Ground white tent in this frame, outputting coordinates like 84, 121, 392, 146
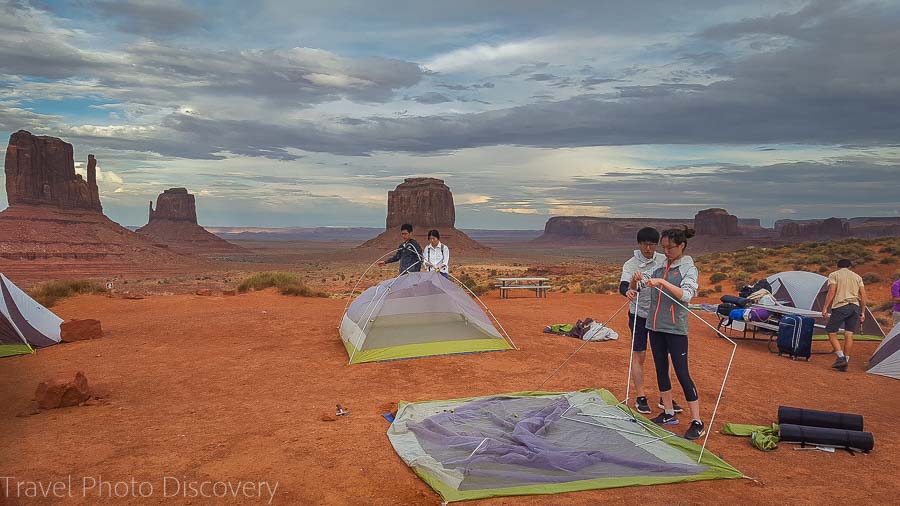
765, 270, 885, 338
867, 322, 900, 380
1, 273, 62, 357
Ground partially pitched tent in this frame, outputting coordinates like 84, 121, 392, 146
0, 273, 62, 357
340, 272, 511, 364
766, 270, 884, 339
867, 322, 900, 380
388, 390, 741, 503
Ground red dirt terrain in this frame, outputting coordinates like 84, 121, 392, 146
2, 290, 897, 505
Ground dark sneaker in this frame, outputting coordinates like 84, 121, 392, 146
685, 420, 705, 440
658, 399, 684, 413
635, 396, 651, 414
650, 412, 679, 426
831, 356, 848, 371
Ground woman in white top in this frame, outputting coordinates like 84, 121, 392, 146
423, 229, 450, 278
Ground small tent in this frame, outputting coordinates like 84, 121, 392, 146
867, 322, 900, 380
1, 273, 62, 357
388, 389, 741, 502
340, 272, 511, 364
766, 270, 884, 339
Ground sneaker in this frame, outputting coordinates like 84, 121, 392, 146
635, 396, 651, 414
658, 399, 684, 413
831, 356, 848, 371
685, 420, 705, 440
650, 412, 679, 426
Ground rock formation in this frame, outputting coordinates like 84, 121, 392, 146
136, 188, 240, 254
537, 217, 693, 243
1, 131, 193, 278
34, 372, 91, 410
778, 217, 851, 240
694, 208, 739, 236
386, 178, 455, 229
4, 130, 102, 212
359, 177, 489, 253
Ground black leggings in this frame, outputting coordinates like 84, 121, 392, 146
649, 330, 698, 402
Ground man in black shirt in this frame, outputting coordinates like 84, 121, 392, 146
378, 223, 423, 274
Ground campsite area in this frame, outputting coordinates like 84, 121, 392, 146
2, 237, 899, 505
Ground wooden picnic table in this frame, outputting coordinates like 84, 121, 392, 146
495, 277, 551, 299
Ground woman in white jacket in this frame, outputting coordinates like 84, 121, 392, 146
423, 229, 450, 278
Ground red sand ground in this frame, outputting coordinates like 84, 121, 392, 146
1, 290, 898, 505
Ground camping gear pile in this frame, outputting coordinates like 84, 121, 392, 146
543, 318, 619, 341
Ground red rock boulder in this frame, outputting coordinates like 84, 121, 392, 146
35, 371, 91, 409
60, 319, 103, 342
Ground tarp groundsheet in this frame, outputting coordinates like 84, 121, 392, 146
388, 389, 741, 502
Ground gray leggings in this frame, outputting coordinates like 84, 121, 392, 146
649, 330, 698, 402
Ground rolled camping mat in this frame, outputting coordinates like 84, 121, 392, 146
720, 295, 750, 308
779, 423, 874, 452
778, 406, 864, 431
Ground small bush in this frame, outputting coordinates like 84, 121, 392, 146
457, 273, 490, 296
30, 280, 105, 307
732, 272, 752, 291
238, 272, 327, 297
880, 257, 896, 265
709, 272, 728, 283
714, 284, 723, 293
862, 273, 881, 284
819, 265, 829, 273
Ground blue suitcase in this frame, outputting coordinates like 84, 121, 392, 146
777, 315, 814, 360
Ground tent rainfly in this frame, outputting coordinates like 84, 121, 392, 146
340, 272, 511, 364
388, 389, 741, 502
766, 270, 885, 339
867, 322, 900, 380
1, 273, 62, 357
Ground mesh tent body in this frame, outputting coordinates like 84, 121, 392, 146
340, 272, 510, 364
0, 274, 62, 357
387, 389, 741, 502
766, 270, 884, 339
868, 322, 900, 379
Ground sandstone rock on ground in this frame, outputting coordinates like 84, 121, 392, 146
60, 319, 103, 342
35, 371, 91, 410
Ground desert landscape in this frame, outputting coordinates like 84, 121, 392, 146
3, 2, 900, 504
2, 131, 899, 505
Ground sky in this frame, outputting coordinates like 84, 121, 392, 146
1, 0, 898, 228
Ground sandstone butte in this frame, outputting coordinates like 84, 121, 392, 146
359, 177, 490, 253
136, 188, 241, 254
0, 131, 193, 279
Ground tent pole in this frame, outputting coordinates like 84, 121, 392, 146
339, 248, 399, 329
446, 272, 518, 350
624, 291, 638, 408
536, 299, 630, 390
650, 286, 738, 464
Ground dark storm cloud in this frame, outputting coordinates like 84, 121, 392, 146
92, 0, 204, 36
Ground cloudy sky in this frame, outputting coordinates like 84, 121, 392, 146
1, 0, 898, 228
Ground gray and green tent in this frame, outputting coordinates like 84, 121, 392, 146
1, 273, 62, 358
340, 272, 511, 364
388, 389, 741, 502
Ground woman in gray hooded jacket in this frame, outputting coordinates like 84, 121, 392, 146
639, 226, 704, 441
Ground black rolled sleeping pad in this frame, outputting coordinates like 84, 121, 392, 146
720, 295, 750, 308
779, 423, 874, 452
778, 406, 864, 431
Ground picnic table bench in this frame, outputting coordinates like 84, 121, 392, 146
495, 277, 551, 299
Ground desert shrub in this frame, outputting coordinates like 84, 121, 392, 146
697, 288, 715, 298
30, 280, 105, 307
819, 265, 829, 273
709, 272, 728, 283
238, 271, 327, 297
880, 257, 896, 264
457, 273, 490, 296
577, 279, 619, 294
732, 272, 752, 291
879, 245, 897, 254
861, 273, 881, 284
714, 284, 723, 293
